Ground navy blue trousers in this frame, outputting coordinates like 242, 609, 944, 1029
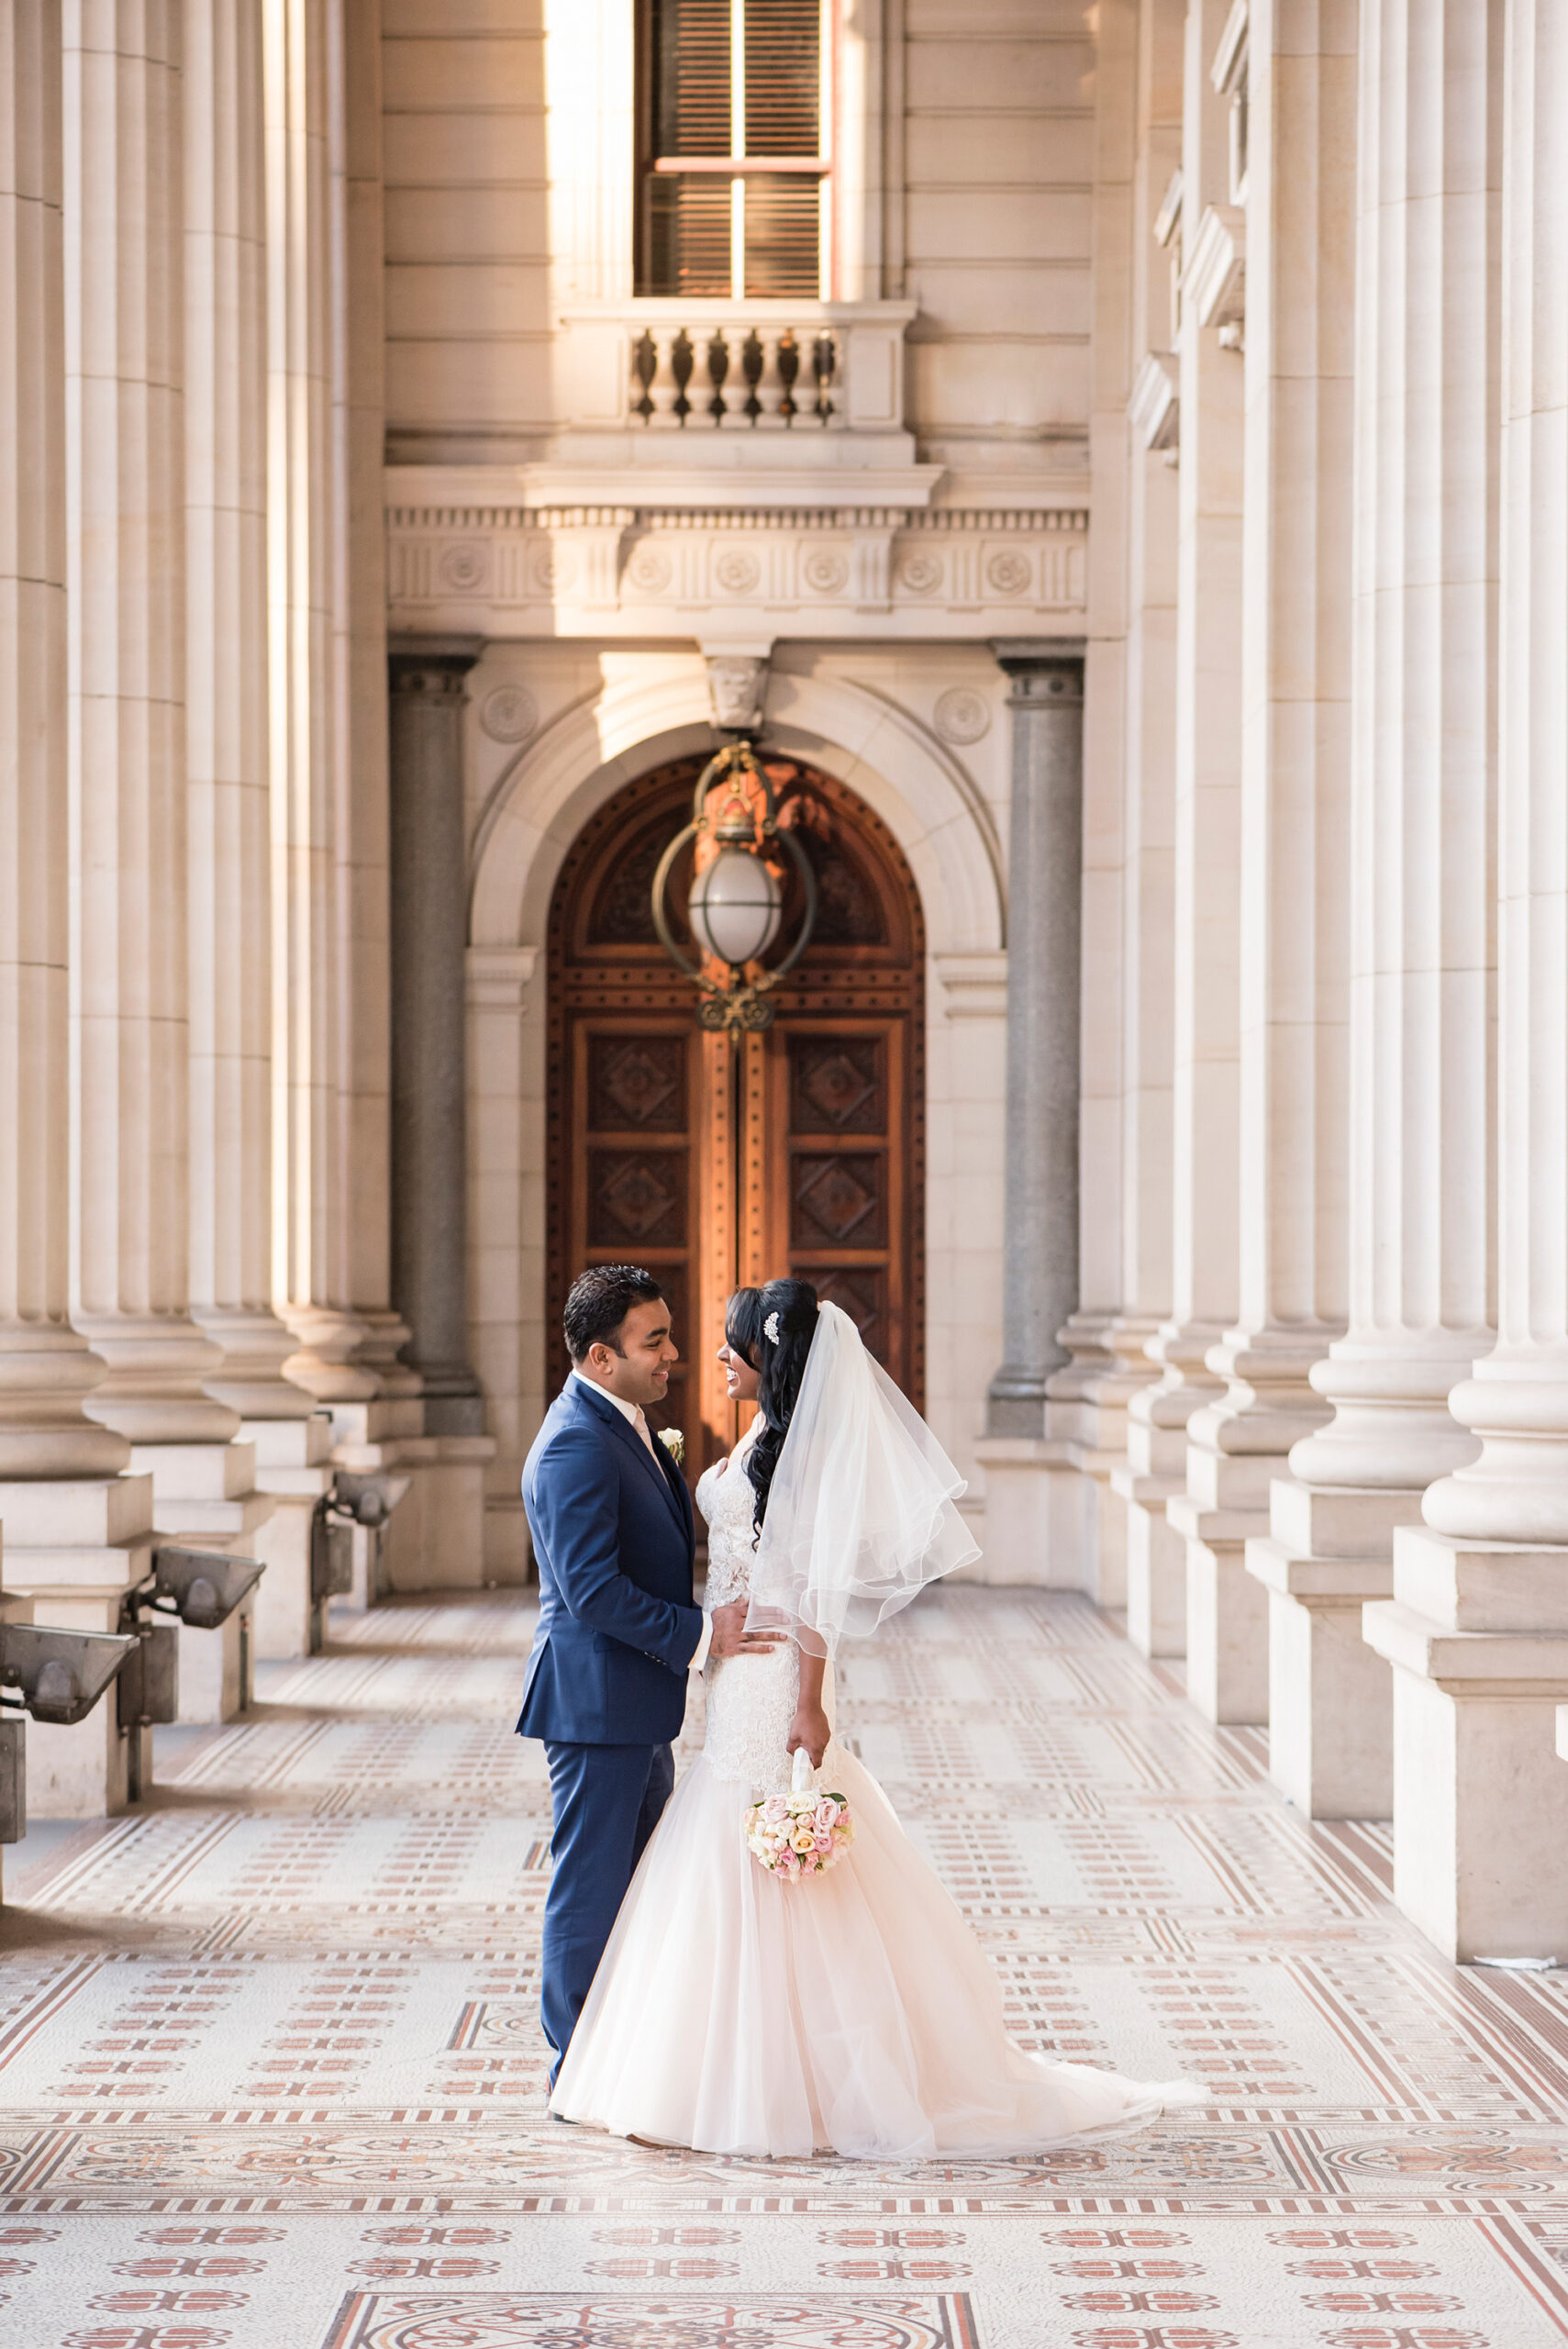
540, 1738, 675, 2083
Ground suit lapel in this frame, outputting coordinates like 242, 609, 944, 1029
573, 1379, 688, 1538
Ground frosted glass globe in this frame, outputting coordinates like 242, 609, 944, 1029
688, 844, 784, 968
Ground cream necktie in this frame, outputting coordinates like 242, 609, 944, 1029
632, 1407, 658, 1459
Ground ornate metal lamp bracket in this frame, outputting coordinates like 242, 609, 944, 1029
650, 744, 818, 1032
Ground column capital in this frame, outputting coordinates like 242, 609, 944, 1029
388, 637, 484, 693
988, 640, 1085, 706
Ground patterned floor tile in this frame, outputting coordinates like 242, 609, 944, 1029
1, 1586, 1567, 2347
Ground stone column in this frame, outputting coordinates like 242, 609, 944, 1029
1364, 0, 1568, 1959
0, 6, 157, 1812
331, 0, 413, 1411
0, 2, 128, 1490
388, 645, 485, 1438
1262, 0, 1501, 1818
1062, 0, 1163, 1615
186, 0, 324, 1661
1112, 0, 1188, 1659
266, 0, 373, 1407
65, 0, 238, 1454
973, 648, 1084, 1583
1141, 0, 1245, 1687
1184, 0, 1358, 1729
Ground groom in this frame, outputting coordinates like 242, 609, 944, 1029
518, 1262, 783, 2082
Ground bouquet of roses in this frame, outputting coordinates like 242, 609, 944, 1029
743, 1744, 854, 1882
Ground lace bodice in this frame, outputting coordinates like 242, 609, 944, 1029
695, 1419, 836, 1792
695, 1419, 767, 1609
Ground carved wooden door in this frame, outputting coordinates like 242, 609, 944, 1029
549, 757, 924, 1488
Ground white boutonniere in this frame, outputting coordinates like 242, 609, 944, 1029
658, 1426, 685, 1469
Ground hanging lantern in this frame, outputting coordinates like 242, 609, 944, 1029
651, 749, 817, 1033
686, 795, 784, 968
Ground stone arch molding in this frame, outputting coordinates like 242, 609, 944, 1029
468, 662, 1007, 956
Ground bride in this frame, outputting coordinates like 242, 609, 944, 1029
550, 1275, 1194, 2160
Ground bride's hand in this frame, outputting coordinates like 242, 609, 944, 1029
786, 1705, 831, 1769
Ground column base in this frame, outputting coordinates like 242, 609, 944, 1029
175, 1609, 253, 1723
0, 1475, 156, 1817
1114, 1469, 1187, 1655
381, 1434, 499, 1591
971, 1437, 1088, 1586
1243, 1480, 1426, 1818
243, 1416, 334, 1660
124, 1444, 276, 1721
1363, 1525, 1568, 1961
1167, 1495, 1269, 1722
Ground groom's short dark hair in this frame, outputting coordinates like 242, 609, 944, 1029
564, 1264, 664, 1364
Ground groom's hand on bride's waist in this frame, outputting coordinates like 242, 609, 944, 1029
707, 1601, 789, 1660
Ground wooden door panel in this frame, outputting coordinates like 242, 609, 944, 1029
549, 756, 925, 1509
763, 1016, 909, 1386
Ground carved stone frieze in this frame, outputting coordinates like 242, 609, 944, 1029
386, 497, 1089, 640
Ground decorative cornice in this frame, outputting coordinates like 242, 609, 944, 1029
385, 495, 1091, 630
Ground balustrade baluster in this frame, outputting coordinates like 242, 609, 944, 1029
672, 328, 695, 425
742, 329, 765, 423
632, 330, 659, 423
812, 333, 837, 424
706, 330, 729, 421
777, 329, 800, 424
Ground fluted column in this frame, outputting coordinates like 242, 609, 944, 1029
1144, 0, 1245, 1686
1117, 0, 1201, 1659
65, 0, 238, 1450
1365, 0, 1568, 1959
266, 0, 372, 1403
0, 2, 127, 1484
1269, 0, 1500, 1818
389, 646, 484, 1435
1182, 0, 1357, 1726
984, 651, 1084, 1431
973, 648, 1085, 1584
185, 0, 306, 1424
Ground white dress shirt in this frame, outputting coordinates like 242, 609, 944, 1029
573, 1370, 711, 1672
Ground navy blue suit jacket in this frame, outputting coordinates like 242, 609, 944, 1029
517, 1375, 701, 1747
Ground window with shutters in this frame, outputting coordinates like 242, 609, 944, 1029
637, 0, 833, 299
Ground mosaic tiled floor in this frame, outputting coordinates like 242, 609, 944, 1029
2, 1586, 1567, 2347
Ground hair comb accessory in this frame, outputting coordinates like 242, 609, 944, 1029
764, 1311, 782, 1345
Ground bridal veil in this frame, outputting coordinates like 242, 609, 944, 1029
744, 1299, 981, 1657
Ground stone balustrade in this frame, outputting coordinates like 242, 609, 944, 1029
556, 301, 917, 449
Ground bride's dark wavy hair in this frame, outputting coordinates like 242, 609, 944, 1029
725, 1276, 820, 1543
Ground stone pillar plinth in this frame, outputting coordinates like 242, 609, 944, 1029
974, 646, 1084, 1584
1258, 0, 1501, 1816
1364, 1533, 1568, 1958
1364, 0, 1568, 1960
1247, 1481, 1424, 1815
247, 1412, 333, 1659
1117, 1365, 1194, 1655
0, 1476, 155, 1816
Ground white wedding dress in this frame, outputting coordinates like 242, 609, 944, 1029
550, 1416, 1194, 2159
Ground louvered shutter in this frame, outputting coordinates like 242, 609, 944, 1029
639, 0, 827, 300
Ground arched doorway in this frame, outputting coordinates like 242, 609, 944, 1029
546, 752, 926, 1481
